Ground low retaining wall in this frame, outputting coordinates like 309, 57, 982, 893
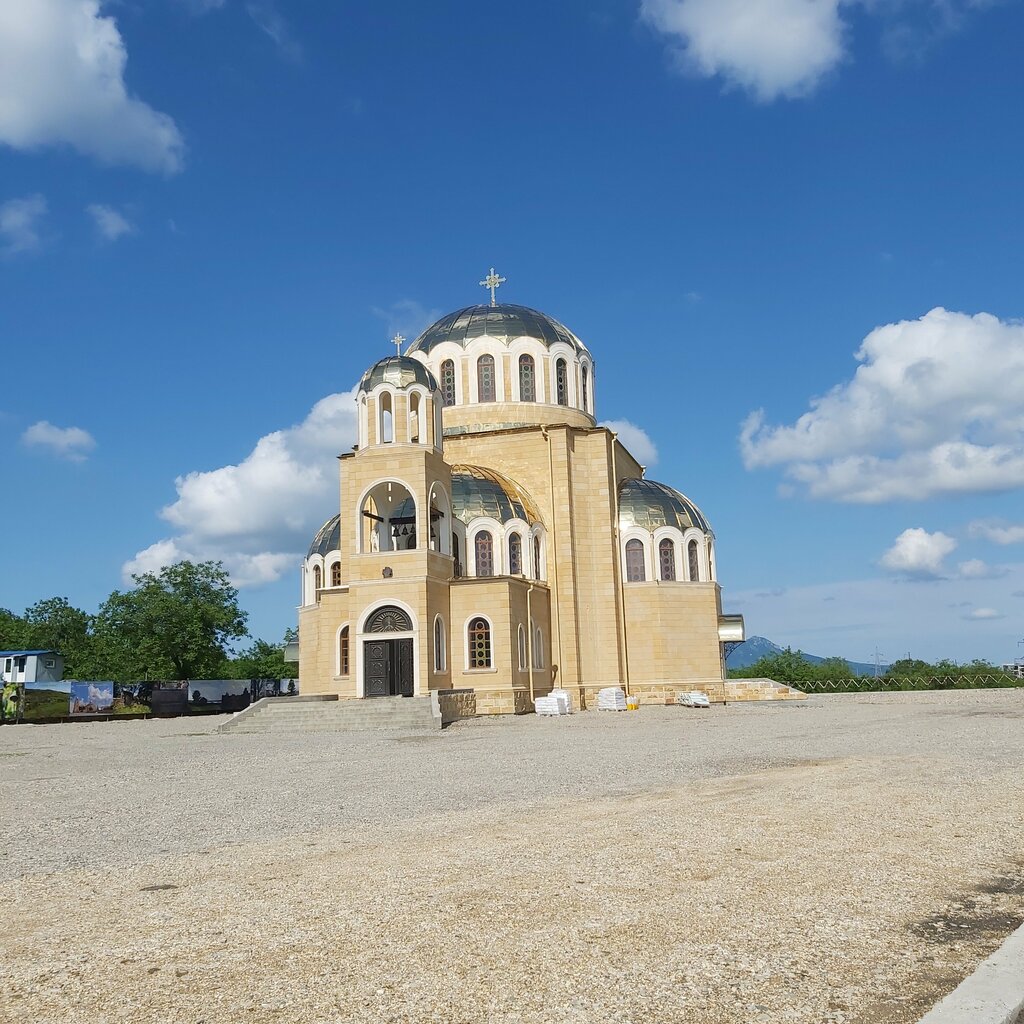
435, 688, 477, 723
725, 677, 806, 701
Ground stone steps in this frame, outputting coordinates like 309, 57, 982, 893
219, 696, 441, 735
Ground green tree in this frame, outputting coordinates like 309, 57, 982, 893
96, 561, 248, 681
226, 632, 296, 681
0, 608, 28, 651
23, 597, 94, 678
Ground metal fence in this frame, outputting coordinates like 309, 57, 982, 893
795, 675, 1023, 693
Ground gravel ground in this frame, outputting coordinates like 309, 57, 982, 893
2, 689, 1023, 1024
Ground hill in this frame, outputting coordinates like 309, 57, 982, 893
726, 636, 884, 677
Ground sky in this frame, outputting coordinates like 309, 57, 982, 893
2, 0, 1023, 667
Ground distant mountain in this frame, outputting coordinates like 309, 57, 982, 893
726, 636, 884, 676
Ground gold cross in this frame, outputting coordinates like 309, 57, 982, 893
392, 334, 405, 356
479, 267, 506, 306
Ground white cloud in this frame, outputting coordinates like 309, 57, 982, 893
969, 519, 1024, 545
0, 0, 184, 173
741, 308, 1024, 502
0, 194, 47, 255
963, 607, 1003, 621
880, 527, 956, 579
125, 389, 359, 588
599, 419, 660, 467
640, 0, 847, 100
957, 558, 1003, 580
22, 420, 97, 462
245, 1, 302, 61
86, 203, 135, 241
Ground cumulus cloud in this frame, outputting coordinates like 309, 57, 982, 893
125, 389, 359, 588
640, 0, 846, 100
957, 558, 1006, 580
599, 419, 660, 467
22, 420, 97, 461
741, 308, 1024, 503
0, 0, 184, 173
640, 0, 998, 101
969, 519, 1024, 545
880, 527, 956, 579
86, 203, 135, 241
0, 194, 47, 255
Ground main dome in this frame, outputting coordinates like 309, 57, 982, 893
407, 303, 587, 355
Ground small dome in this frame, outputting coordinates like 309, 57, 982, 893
358, 356, 439, 394
408, 304, 588, 355
307, 514, 340, 557
618, 478, 712, 534
451, 465, 542, 525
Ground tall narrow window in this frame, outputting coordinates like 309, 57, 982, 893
659, 539, 676, 582
380, 392, 393, 442
688, 539, 700, 582
339, 626, 349, 675
519, 354, 536, 402
468, 617, 491, 669
313, 564, 322, 591
625, 539, 646, 582
518, 625, 527, 670
434, 617, 446, 672
533, 626, 544, 668
441, 359, 456, 407
452, 533, 461, 578
330, 561, 341, 587
409, 392, 420, 443
475, 531, 494, 577
533, 534, 542, 579
581, 365, 589, 412
508, 532, 522, 575
555, 358, 568, 406
477, 354, 495, 402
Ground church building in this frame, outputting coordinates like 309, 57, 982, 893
298, 272, 745, 714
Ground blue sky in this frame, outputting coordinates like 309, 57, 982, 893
2, 0, 1023, 666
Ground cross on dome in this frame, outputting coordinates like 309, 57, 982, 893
479, 267, 506, 306
392, 333, 405, 356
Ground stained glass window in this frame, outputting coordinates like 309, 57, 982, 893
688, 539, 700, 582
441, 359, 456, 407
469, 617, 491, 669
519, 355, 536, 402
477, 354, 495, 402
330, 561, 341, 587
555, 358, 568, 406
581, 364, 589, 412
475, 531, 494, 577
659, 539, 676, 582
339, 626, 349, 675
313, 564, 322, 591
625, 539, 645, 582
508, 532, 522, 575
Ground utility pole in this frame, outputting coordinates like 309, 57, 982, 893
873, 647, 884, 679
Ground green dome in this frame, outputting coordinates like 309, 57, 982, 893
358, 356, 438, 394
618, 478, 711, 534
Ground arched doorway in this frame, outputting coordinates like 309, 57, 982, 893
363, 605, 414, 697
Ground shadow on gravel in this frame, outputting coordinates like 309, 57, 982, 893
910, 864, 1024, 947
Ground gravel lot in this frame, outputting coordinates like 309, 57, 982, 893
2, 689, 1023, 1024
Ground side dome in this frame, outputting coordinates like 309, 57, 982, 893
358, 355, 439, 394
451, 465, 542, 525
618, 478, 712, 535
307, 513, 340, 557
408, 303, 588, 355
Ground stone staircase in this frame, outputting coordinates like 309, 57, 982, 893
219, 695, 441, 735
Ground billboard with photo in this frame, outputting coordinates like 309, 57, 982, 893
69, 682, 115, 716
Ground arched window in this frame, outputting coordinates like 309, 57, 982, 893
625, 539, 646, 582
452, 533, 461, 578
338, 626, 349, 675
581, 364, 589, 412
508, 532, 522, 575
379, 392, 393, 443
533, 626, 543, 668
433, 616, 446, 673
366, 605, 413, 632
517, 624, 527, 670
519, 354, 536, 402
409, 392, 420, 443
533, 534, 542, 579
440, 359, 456, 407
659, 539, 676, 582
555, 358, 568, 406
313, 564, 322, 591
468, 617, 491, 669
688, 539, 700, 582
475, 531, 494, 577
330, 561, 341, 587
477, 354, 495, 402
